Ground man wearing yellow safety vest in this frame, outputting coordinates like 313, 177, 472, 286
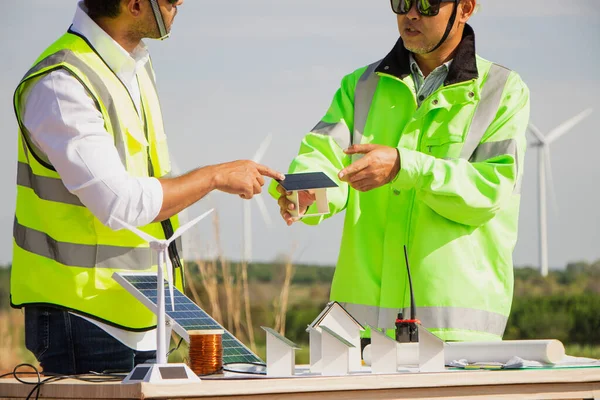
272, 0, 529, 346
12, 0, 283, 374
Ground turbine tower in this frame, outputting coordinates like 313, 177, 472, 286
243, 133, 274, 261
527, 108, 592, 277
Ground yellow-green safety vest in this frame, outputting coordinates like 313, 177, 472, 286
11, 31, 183, 331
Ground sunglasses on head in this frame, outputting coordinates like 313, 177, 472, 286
390, 0, 457, 17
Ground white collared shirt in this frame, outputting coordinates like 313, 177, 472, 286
21, 2, 165, 350
21, 1, 163, 231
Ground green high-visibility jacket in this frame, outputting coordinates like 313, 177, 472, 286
11, 31, 183, 331
269, 26, 529, 341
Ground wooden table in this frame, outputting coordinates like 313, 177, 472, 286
1, 368, 599, 400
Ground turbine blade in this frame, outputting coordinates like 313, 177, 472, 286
528, 123, 546, 145
113, 217, 159, 243
168, 209, 215, 244
243, 201, 252, 261
546, 108, 593, 144
165, 251, 175, 312
252, 133, 273, 164
254, 194, 272, 226
544, 148, 559, 215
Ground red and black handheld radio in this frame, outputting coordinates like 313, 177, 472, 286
395, 245, 420, 343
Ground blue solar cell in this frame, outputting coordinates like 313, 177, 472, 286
122, 274, 262, 365
277, 172, 338, 191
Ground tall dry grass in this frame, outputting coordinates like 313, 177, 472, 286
273, 245, 297, 335
0, 310, 37, 375
188, 213, 299, 352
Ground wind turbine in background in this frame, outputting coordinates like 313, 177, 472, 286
527, 108, 593, 277
240, 133, 275, 351
243, 133, 274, 262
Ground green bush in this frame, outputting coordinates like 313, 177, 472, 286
506, 295, 600, 345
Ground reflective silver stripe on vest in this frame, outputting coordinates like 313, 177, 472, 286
14, 218, 152, 270
340, 302, 507, 336
22, 50, 129, 166
353, 61, 382, 147
311, 121, 351, 150
460, 64, 512, 161
17, 162, 83, 206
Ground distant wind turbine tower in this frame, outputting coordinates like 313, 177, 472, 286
240, 133, 274, 351
244, 133, 274, 262
527, 108, 593, 277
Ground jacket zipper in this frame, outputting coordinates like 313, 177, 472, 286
376, 73, 476, 245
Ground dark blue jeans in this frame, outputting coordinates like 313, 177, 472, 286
24, 306, 155, 375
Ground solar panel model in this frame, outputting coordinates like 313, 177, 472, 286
114, 273, 263, 366
276, 172, 338, 218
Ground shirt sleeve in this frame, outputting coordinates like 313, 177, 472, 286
22, 69, 164, 229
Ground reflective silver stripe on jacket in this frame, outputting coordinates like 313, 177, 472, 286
14, 218, 152, 270
352, 62, 513, 165
17, 162, 83, 206
353, 61, 382, 147
471, 138, 521, 194
340, 302, 507, 336
21, 50, 129, 166
311, 121, 351, 150
460, 64, 512, 161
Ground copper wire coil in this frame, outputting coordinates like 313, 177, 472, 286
188, 330, 224, 376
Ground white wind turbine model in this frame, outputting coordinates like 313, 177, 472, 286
115, 208, 214, 384
528, 108, 592, 277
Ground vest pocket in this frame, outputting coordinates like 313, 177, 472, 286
423, 134, 464, 159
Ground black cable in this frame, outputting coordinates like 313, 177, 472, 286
166, 337, 184, 357
404, 245, 416, 320
7, 363, 125, 400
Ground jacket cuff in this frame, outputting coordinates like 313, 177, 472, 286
391, 147, 421, 191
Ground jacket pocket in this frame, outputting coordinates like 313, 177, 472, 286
422, 133, 464, 160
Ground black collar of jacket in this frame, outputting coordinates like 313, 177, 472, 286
375, 24, 478, 86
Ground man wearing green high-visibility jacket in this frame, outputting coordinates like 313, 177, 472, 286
271, 0, 529, 345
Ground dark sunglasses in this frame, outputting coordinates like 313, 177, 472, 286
390, 0, 457, 17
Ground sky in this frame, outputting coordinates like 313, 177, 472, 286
1, 0, 599, 270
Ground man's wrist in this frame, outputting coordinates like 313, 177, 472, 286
389, 148, 402, 184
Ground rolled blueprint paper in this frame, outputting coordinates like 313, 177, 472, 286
363, 339, 565, 366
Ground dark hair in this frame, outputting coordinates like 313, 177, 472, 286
84, 0, 122, 19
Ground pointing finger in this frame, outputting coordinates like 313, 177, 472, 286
256, 164, 285, 181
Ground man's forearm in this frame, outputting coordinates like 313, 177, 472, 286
154, 165, 217, 222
